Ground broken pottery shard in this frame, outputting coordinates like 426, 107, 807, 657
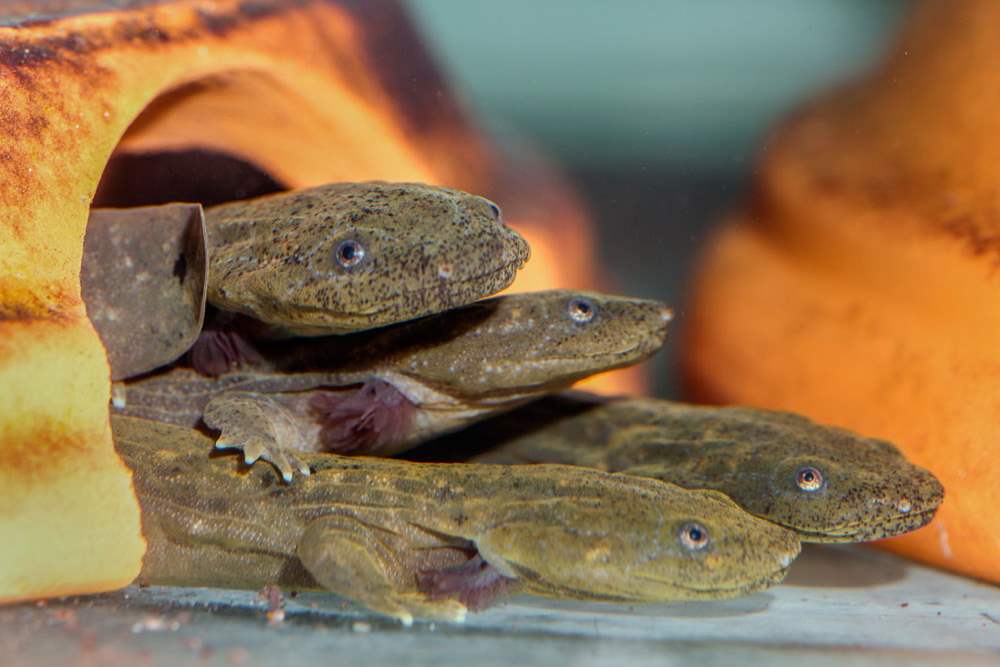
81, 203, 207, 380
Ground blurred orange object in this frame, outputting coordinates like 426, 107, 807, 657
684, 0, 1000, 582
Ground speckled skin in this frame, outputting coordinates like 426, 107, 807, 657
204, 181, 529, 334
115, 291, 671, 473
436, 394, 945, 543
115, 415, 800, 624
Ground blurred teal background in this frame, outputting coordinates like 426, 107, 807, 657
408, 1, 907, 171
407, 1, 910, 394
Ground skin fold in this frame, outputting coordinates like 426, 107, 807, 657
413, 393, 945, 543
113, 291, 672, 480
190, 181, 529, 374
115, 415, 801, 625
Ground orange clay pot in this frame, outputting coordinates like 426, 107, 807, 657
684, 0, 1000, 582
0, 0, 625, 603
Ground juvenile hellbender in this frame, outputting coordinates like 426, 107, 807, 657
115, 415, 801, 624
441, 394, 944, 542
115, 291, 671, 480
192, 181, 529, 373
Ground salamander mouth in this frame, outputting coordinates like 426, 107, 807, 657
785, 506, 940, 543
466, 338, 664, 394
718, 565, 792, 596
508, 550, 795, 604
356, 260, 523, 316
558, 334, 666, 362
401, 262, 521, 300
280, 260, 522, 327
633, 562, 793, 598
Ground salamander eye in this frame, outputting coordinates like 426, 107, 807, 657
678, 522, 710, 551
335, 240, 365, 268
567, 297, 596, 323
795, 466, 825, 492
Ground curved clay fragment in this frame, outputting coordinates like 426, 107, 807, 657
82, 204, 207, 380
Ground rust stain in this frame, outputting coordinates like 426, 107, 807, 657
113, 17, 172, 46
0, 287, 78, 331
0, 40, 60, 68
196, 0, 310, 37
0, 0, 317, 74
0, 422, 101, 487
0, 75, 110, 222
0, 303, 57, 323
0, 2, 169, 26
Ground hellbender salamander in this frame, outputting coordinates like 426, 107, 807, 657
114, 291, 671, 480
192, 181, 529, 373
417, 393, 945, 542
115, 415, 801, 625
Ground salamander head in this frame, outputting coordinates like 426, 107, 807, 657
206, 181, 529, 334
476, 471, 801, 602
610, 404, 945, 542
393, 289, 672, 398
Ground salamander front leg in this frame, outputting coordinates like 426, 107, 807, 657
202, 391, 311, 482
296, 516, 469, 626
